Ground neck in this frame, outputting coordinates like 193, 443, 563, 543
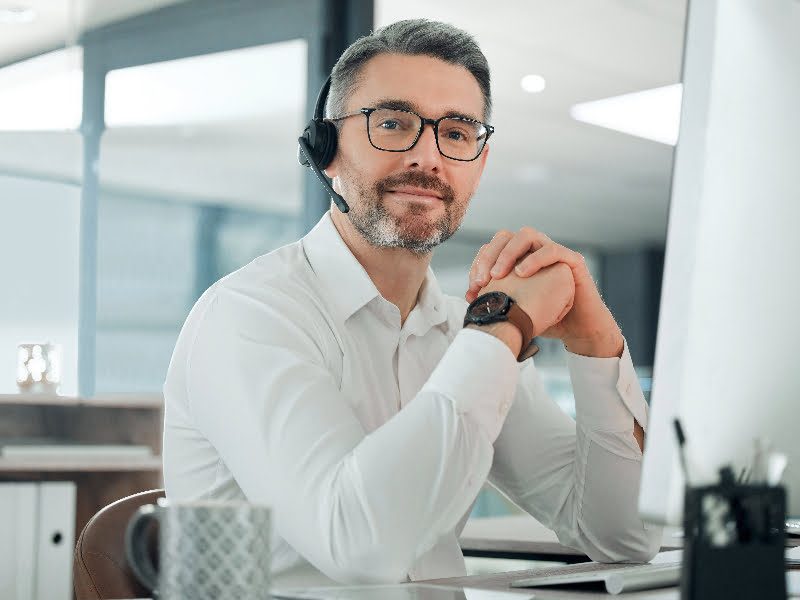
330, 209, 431, 325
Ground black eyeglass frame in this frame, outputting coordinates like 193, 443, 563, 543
328, 107, 495, 162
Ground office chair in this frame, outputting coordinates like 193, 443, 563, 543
73, 488, 164, 600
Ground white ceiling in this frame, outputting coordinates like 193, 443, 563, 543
0, 0, 187, 64
0, 0, 687, 249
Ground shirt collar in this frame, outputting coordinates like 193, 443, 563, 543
303, 211, 380, 322
302, 211, 448, 330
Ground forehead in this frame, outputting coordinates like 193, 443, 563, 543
348, 53, 485, 121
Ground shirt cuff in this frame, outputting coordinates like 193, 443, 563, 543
566, 338, 649, 432
424, 328, 521, 442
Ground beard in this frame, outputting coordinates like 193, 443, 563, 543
337, 161, 467, 255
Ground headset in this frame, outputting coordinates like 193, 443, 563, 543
297, 76, 350, 213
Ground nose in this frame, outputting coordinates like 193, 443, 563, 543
403, 122, 442, 172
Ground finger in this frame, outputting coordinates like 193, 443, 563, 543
556, 294, 575, 323
514, 244, 585, 278
470, 230, 514, 288
468, 244, 486, 279
468, 244, 490, 291
490, 227, 550, 279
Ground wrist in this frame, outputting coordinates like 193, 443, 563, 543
564, 330, 624, 358
466, 321, 523, 358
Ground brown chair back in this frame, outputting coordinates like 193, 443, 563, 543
73, 489, 165, 600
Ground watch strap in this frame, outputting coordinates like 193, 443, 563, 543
505, 301, 537, 361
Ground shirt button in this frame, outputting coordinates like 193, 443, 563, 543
625, 382, 632, 394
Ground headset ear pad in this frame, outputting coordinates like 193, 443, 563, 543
299, 119, 338, 169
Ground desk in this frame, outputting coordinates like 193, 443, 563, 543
123, 514, 800, 599
423, 569, 679, 599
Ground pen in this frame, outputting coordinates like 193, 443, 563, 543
673, 418, 691, 486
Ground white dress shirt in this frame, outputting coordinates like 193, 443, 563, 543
163, 211, 661, 586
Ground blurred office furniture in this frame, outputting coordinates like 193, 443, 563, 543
0, 481, 76, 600
0, 393, 163, 567
73, 488, 164, 600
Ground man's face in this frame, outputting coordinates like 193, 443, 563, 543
325, 53, 490, 255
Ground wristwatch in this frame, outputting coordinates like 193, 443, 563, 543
463, 291, 539, 361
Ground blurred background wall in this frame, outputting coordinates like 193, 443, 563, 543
0, 0, 686, 514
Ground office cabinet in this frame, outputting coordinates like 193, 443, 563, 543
0, 482, 75, 600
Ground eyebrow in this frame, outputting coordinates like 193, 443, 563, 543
371, 97, 482, 122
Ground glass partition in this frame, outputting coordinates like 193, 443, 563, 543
0, 131, 83, 396
95, 40, 306, 393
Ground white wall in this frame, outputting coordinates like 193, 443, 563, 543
0, 173, 81, 395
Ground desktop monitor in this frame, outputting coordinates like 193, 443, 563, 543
639, 0, 800, 525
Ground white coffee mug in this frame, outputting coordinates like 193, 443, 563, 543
126, 498, 271, 600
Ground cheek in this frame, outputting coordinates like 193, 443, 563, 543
450, 167, 482, 200
339, 129, 395, 183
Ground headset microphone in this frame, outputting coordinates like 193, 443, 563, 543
297, 76, 350, 213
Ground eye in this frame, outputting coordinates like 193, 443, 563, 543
441, 125, 474, 143
378, 119, 400, 130
447, 130, 466, 141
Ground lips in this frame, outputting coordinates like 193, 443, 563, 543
387, 187, 443, 199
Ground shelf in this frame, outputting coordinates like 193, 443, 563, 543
0, 393, 163, 409
0, 455, 163, 472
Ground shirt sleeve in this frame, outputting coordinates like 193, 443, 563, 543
183, 285, 520, 583
488, 339, 662, 563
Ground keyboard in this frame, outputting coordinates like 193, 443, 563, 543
510, 560, 681, 595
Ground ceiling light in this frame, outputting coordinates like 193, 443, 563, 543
105, 40, 305, 127
0, 47, 83, 131
570, 84, 683, 146
520, 74, 546, 94
0, 40, 305, 132
0, 6, 36, 24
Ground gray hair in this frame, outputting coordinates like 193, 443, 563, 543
325, 19, 492, 122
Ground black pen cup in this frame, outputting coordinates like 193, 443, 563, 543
681, 482, 786, 600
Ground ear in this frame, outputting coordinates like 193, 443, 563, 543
323, 153, 339, 179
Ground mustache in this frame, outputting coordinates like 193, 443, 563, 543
375, 171, 456, 203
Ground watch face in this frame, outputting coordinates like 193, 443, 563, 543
468, 291, 511, 320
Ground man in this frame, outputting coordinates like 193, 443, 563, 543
163, 19, 660, 587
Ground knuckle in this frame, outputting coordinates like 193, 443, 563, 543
493, 229, 512, 241
557, 262, 572, 276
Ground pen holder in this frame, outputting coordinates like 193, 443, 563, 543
681, 479, 786, 600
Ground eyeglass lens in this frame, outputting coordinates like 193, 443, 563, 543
367, 108, 488, 160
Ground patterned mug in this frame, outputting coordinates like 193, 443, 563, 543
125, 498, 271, 599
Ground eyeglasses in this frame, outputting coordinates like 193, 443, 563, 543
329, 107, 494, 162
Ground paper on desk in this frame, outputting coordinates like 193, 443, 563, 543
650, 549, 683, 564
463, 589, 534, 600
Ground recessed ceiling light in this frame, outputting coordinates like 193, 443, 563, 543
570, 84, 683, 146
0, 6, 37, 24
520, 74, 546, 94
